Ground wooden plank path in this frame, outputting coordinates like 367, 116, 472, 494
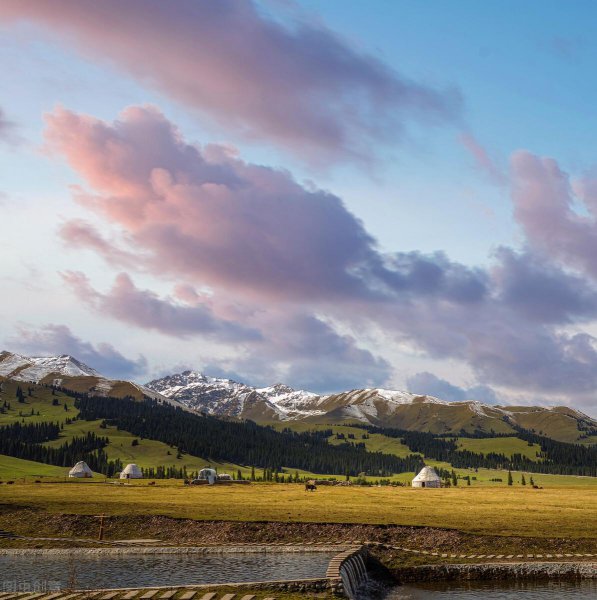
0, 593, 279, 600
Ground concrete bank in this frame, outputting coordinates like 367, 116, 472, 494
392, 561, 597, 582
0, 545, 368, 599
0, 544, 353, 556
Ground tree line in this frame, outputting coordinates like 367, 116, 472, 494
74, 395, 425, 476
360, 425, 596, 476
0, 421, 123, 477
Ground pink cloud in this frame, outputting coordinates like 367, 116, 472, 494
44, 105, 597, 406
0, 0, 459, 164
511, 150, 597, 280
459, 133, 506, 185
61, 271, 260, 342
48, 105, 384, 303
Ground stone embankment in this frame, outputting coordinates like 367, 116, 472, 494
391, 561, 597, 582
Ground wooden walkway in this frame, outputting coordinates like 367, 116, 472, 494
0, 592, 277, 600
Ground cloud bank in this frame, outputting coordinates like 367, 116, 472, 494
407, 371, 500, 404
42, 105, 597, 410
0, 0, 459, 164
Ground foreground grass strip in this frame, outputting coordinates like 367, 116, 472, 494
0, 481, 595, 538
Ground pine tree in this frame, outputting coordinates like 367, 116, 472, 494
508, 470, 513, 485
467, 475, 471, 486
237, 469, 242, 481
521, 474, 526, 486
530, 476, 535, 486
452, 470, 458, 486
250, 466, 256, 481
16, 386, 25, 403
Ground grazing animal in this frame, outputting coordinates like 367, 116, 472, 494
305, 480, 317, 492
148, 481, 156, 486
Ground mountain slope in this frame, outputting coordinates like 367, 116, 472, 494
0, 351, 174, 405
146, 371, 597, 443
1, 351, 594, 443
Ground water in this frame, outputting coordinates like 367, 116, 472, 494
384, 579, 597, 599
0, 551, 336, 590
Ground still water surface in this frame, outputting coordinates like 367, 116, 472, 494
384, 579, 597, 599
0, 552, 336, 590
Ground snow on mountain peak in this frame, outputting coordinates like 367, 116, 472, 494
0, 351, 100, 382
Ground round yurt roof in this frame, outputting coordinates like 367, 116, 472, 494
69, 460, 93, 477
199, 467, 217, 477
413, 466, 440, 482
120, 463, 143, 478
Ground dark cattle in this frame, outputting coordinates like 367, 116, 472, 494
305, 480, 317, 492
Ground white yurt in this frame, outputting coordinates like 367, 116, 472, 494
120, 463, 143, 479
68, 461, 93, 478
197, 467, 217, 485
412, 466, 441, 488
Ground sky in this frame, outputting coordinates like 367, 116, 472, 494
1, 0, 597, 415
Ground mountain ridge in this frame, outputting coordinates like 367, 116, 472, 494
145, 369, 597, 442
1, 351, 595, 443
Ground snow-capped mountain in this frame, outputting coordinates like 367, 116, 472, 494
0, 350, 176, 406
0, 351, 100, 382
2, 351, 594, 441
145, 370, 493, 424
144, 370, 597, 440
145, 371, 323, 420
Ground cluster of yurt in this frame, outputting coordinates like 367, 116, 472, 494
412, 466, 441, 488
120, 463, 143, 479
68, 461, 93, 478
68, 461, 144, 480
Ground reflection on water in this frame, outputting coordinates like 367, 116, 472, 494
385, 579, 597, 599
0, 552, 336, 590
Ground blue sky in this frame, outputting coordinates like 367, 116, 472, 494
1, 1, 597, 414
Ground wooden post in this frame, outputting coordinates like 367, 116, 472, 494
97, 514, 105, 541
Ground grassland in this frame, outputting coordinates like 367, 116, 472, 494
0, 380, 76, 425
0, 480, 595, 538
1, 380, 594, 489
455, 436, 542, 460
271, 422, 549, 462
0, 455, 69, 478
44, 419, 246, 476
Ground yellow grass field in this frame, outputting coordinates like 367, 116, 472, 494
1, 480, 595, 539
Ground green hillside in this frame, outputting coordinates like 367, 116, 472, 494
0, 378, 594, 483
272, 422, 544, 462
45, 418, 245, 476
0, 454, 70, 479
456, 436, 542, 460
